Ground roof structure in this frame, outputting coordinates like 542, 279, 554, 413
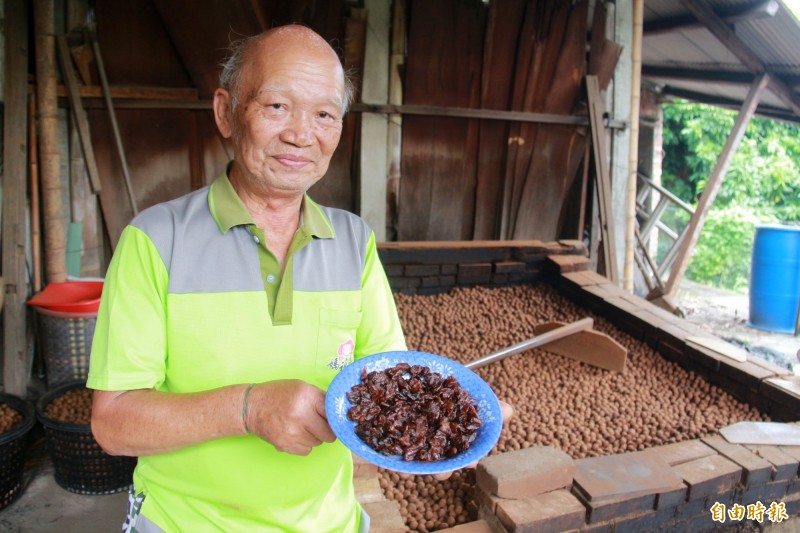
642, 0, 800, 123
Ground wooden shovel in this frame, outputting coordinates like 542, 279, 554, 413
466, 317, 627, 372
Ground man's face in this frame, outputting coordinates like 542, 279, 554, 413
219, 34, 345, 198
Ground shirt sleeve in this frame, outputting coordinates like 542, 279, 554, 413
87, 225, 170, 391
354, 232, 407, 359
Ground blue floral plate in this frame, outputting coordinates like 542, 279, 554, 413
325, 350, 503, 475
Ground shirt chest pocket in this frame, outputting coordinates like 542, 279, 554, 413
316, 308, 362, 379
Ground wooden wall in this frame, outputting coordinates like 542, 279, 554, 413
55, 0, 616, 276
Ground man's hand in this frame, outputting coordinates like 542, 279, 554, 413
245, 380, 336, 455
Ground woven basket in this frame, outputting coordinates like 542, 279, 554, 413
35, 308, 97, 389
0, 393, 36, 511
36, 382, 136, 495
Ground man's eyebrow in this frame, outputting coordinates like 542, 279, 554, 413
255, 85, 344, 110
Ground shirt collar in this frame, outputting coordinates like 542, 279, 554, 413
208, 164, 335, 239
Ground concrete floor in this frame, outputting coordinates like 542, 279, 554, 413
0, 433, 128, 532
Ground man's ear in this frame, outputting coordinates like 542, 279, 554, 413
213, 88, 234, 139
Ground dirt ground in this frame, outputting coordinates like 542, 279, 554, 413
675, 279, 800, 372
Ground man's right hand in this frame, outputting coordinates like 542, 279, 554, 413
245, 380, 336, 455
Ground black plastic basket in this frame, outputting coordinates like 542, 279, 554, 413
35, 308, 97, 389
36, 382, 136, 495
0, 393, 36, 511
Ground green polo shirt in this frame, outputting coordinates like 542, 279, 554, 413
88, 170, 406, 532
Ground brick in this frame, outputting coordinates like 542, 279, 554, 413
683, 341, 722, 372
575, 490, 655, 524
574, 450, 684, 502
612, 509, 677, 532
476, 446, 575, 499
354, 477, 384, 505
441, 264, 458, 275
434, 520, 495, 533
494, 490, 586, 533
736, 480, 788, 505
672, 454, 742, 500
647, 440, 717, 466
362, 500, 406, 533
352, 453, 378, 478
717, 358, 776, 392
420, 276, 440, 288
745, 444, 799, 481
702, 435, 774, 487
439, 275, 457, 286
477, 502, 510, 533
404, 264, 440, 277
492, 273, 509, 285
561, 271, 598, 287
655, 483, 688, 509
547, 254, 590, 273
779, 445, 800, 470
382, 264, 404, 276
494, 260, 526, 274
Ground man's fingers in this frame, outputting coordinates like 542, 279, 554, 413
499, 400, 514, 424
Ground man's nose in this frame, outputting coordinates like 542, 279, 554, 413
281, 110, 314, 146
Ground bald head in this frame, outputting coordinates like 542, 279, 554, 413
220, 25, 353, 114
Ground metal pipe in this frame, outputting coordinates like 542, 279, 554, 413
465, 317, 594, 370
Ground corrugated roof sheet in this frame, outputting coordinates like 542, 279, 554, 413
642, 0, 800, 122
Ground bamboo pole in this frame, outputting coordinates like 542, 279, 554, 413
624, 0, 644, 291
34, 0, 67, 284
29, 96, 43, 293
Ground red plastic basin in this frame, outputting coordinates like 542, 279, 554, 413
27, 281, 104, 314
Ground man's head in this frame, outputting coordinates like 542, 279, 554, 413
213, 25, 352, 199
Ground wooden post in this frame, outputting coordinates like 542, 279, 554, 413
35, 0, 67, 284
663, 73, 769, 298
624, 0, 644, 291
3, 0, 30, 395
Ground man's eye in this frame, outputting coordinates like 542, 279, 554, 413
271, 103, 283, 110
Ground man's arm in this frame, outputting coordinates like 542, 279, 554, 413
92, 380, 335, 457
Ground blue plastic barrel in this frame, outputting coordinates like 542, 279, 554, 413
748, 224, 800, 334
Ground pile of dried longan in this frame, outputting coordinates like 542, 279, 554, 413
383, 283, 768, 532
43, 388, 93, 425
0, 403, 23, 434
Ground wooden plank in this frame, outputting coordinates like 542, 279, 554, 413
511, 1, 589, 240
664, 73, 768, 297
56, 34, 102, 193
586, 75, 619, 283
472, 0, 527, 240
3, 0, 29, 395
69, 123, 104, 278
645, 1, 779, 36
533, 321, 628, 372
398, 0, 486, 241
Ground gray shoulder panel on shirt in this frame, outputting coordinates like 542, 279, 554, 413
130, 194, 373, 294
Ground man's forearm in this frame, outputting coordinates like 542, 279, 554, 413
91, 385, 248, 456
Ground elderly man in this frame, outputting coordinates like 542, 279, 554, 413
88, 25, 406, 532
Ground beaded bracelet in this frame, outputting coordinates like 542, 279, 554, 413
242, 383, 256, 434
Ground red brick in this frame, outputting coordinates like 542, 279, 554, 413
647, 440, 717, 466
547, 254, 590, 273
434, 520, 495, 533
352, 453, 378, 478
746, 444, 800, 481
736, 479, 788, 505
494, 260, 526, 274
405, 264, 441, 277
476, 446, 575, 499
575, 490, 655, 524
362, 500, 406, 533
574, 450, 684, 502
655, 483, 688, 509
354, 477, 384, 505
703, 435, 774, 487
673, 454, 742, 500
494, 490, 586, 533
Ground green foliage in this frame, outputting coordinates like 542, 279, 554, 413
660, 100, 800, 291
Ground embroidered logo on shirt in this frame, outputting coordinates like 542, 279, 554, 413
327, 339, 355, 371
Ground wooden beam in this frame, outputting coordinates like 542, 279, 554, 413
644, 0, 779, 35
56, 34, 102, 193
660, 85, 800, 124
679, 0, 800, 117
352, 103, 591, 125
4, 0, 30, 395
587, 75, 619, 283
54, 84, 199, 100
664, 73, 769, 297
